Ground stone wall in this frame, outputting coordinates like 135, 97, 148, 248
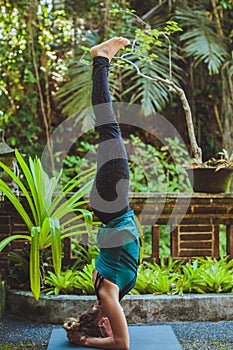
7, 290, 233, 324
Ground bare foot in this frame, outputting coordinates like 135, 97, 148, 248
90, 37, 130, 61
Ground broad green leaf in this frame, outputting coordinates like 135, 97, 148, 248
49, 218, 61, 276
0, 234, 31, 252
30, 227, 40, 300
0, 179, 33, 229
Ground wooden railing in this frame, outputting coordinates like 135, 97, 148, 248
1, 193, 233, 271
129, 193, 233, 261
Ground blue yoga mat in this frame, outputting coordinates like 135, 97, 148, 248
47, 325, 182, 350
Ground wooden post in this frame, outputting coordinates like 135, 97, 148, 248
213, 225, 220, 258
152, 225, 160, 262
170, 226, 178, 258
63, 237, 71, 266
226, 225, 233, 259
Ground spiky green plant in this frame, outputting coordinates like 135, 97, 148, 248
198, 257, 233, 293
44, 260, 95, 296
0, 150, 94, 299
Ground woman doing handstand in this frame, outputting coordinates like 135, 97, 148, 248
63, 37, 140, 350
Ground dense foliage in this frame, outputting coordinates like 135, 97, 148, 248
43, 256, 233, 296
5, 233, 231, 296
0, 0, 232, 162
61, 134, 192, 192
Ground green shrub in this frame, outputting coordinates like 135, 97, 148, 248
43, 256, 233, 296
129, 135, 191, 193
132, 257, 233, 296
70, 242, 99, 270
61, 135, 192, 193
175, 259, 207, 294
197, 257, 233, 293
44, 260, 95, 296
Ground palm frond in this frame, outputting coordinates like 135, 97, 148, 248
56, 32, 99, 127
57, 62, 92, 115
122, 59, 170, 115
175, 8, 228, 75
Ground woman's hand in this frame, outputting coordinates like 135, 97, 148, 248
67, 329, 87, 345
98, 316, 113, 337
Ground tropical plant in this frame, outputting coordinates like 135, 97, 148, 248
74, 260, 96, 295
174, 1, 233, 160
175, 259, 207, 295
175, 6, 228, 75
44, 269, 81, 296
0, 150, 94, 299
129, 135, 191, 192
131, 257, 233, 296
55, 34, 96, 133
41, 256, 233, 296
198, 257, 233, 293
44, 260, 95, 296
131, 259, 181, 295
70, 242, 99, 269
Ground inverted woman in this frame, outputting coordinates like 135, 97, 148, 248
64, 37, 140, 350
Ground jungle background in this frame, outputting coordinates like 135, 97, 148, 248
0, 0, 232, 185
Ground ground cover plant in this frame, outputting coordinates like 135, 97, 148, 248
4, 218, 231, 296
41, 254, 233, 296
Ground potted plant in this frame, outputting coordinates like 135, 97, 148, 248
184, 149, 233, 193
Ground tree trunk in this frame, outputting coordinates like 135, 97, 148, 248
222, 68, 233, 152
210, 0, 233, 154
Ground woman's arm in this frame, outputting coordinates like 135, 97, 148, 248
83, 279, 129, 349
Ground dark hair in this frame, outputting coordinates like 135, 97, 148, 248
78, 305, 103, 338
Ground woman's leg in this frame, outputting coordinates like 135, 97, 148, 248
90, 38, 131, 224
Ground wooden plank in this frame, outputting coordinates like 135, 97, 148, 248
180, 242, 212, 249
0, 226, 11, 235
0, 216, 11, 224
11, 240, 29, 249
193, 206, 227, 214
179, 249, 213, 257
180, 234, 213, 241
179, 225, 213, 232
